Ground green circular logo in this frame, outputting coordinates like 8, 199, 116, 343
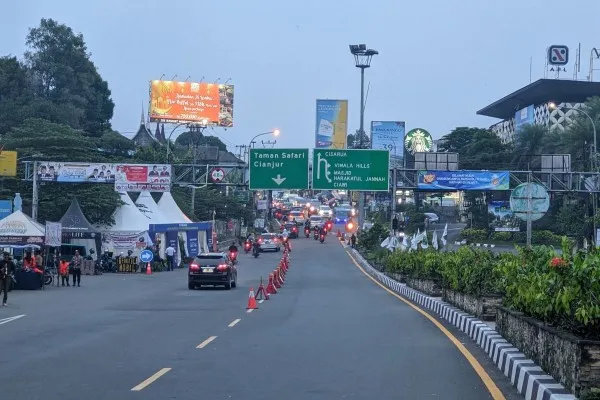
404, 128, 433, 155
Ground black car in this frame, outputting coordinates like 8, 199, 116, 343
188, 252, 237, 290
282, 222, 299, 238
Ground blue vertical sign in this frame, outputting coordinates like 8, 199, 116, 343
0, 200, 13, 219
186, 231, 199, 257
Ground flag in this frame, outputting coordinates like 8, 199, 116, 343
402, 234, 408, 251
432, 230, 439, 250
421, 230, 429, 249
441, 223, 448, 246
410, 233, 418, 250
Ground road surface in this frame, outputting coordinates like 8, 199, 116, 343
0, 234, 523, 399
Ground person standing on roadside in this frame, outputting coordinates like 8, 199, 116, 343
165, 244, 175, 271
71, 250, 82, 287
0, 252, 16, 306
34, 250, 43, 270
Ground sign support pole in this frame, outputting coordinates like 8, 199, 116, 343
526, 171, 532, 247
32, 161, 39, 222
390, 168, 397, 228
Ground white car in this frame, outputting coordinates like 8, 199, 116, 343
258, 233, 281, 252
309, 215, 323, 228
318, 205, 332, 218
289, 211, 305, 224
424, 212, 439, 224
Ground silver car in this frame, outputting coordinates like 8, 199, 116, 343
258, 233, 281, 252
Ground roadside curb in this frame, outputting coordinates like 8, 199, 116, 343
348, 247, 577, 400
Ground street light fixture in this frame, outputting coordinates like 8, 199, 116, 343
349, 43, 378, 232
248, 129, 280, 152
166, 118, 209, 163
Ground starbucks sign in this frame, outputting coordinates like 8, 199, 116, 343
404, 128, 433, 155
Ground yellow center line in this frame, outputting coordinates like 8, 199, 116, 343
343, 246, 506, 400
130, 368, 171, 391
196, 335, 218, 349
228, 318, 241, 327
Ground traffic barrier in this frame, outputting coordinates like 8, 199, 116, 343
255, 278, 270, 300
273, 269, 282, 289
246, 288, 258, 310
278, 266, 285, 284
266, 273, 278, 294
146, 263, 152, 275
279, 259, 287, 274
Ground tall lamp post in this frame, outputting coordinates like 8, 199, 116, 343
247, 129, 281, 220
349, 44, 378, 231
549, 102, 598, 243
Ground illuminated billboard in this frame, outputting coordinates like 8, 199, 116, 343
149, 80, 234, 127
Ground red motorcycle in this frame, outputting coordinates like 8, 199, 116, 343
229, 251, 238, 265
244, 241, 252, 253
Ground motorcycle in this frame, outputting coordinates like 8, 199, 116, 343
252, 244, 260, 258
229, 251, 238, 265
244, 241, 252, 253
313, 230, 319, 240
319, 233, 326, 243
304, 227, 310, 238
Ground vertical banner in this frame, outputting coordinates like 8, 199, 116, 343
371, 121, 405, 163
45, 222, 62, 247
165, 231, 178, 254
315, 99, 348, 149
186, 230, 199, 258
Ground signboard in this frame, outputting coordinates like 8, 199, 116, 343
0, 200, 12, 220
140, 249, 154, 263
37, 162, 171, 189
149, 80, 234, 127
45, 221, 62, 247
210, 168, 225, 183
417, 170, 510, 191
515, 105, 534, 134
315, 100, 348, 149
312, 149, 390, 191
249, 149, 309, 190
0, 151, 17, 177
548, 45, 569, 66
370, 121, 405, 158
510, 183, 550, 221
488, 200, 520, 232
234, 191, 250, 203
405, 128, 433, 155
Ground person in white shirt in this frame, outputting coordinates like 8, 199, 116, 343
281, 229, 289, 239
165, 245, 176, 271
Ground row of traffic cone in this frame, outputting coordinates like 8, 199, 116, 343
246, 249, 291, 310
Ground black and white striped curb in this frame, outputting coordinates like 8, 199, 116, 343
349, 248, 576, 400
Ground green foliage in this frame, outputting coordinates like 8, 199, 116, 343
175, 130, 227, 152
0, 56, 34, 135
357, 222, 388, 251
440, 247, 503, 296
438, 127, 510, 170
460, 228, 488, 242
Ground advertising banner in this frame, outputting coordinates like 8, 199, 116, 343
149, 80, 234, 127
417, 170, 510, 191
186, 233, 199, 258
45, 221, 62, 247
315, 100, 348, 149
0, 151, 17, 177
0, 200, 12, 220
488, 200, 520, 232
370, 121, 405, 158
114, 164, 171, 192
515, 105, 534, 135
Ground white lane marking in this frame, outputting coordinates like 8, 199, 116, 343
246, 308, 254, 314
228, 318, 241, 328
0, 315, 25, 325
196, 335, 218, 349
130, 368, 171, 391
259, 299, 264, 304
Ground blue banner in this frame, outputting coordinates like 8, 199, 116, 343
165, 231, 178, 254
418, 170, 510, 191
0, 200, 12, 220
186, 232, 199, 258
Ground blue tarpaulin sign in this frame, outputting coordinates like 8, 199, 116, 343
0, 200, 12, 220
417, 170, 509, 191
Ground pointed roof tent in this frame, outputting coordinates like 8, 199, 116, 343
132, 103, 158, 147
0, 210, 45, 236
135, 191, 169, 224
157, 192, 192, 223
60, 199, 95, 232
109, 192, 151, 232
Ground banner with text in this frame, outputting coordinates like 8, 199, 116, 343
417, 170, 510, 191
315, 100, 348, 149
370, 121, 405, 160
37, 162, 171, 191
488, 200, 520, 232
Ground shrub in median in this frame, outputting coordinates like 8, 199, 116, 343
441, 247, 503, 297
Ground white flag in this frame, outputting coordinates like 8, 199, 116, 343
441, 223, 448, 246
421, 229, 429, 249
432, 230, 439, 250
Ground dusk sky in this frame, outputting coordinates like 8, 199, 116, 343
6, 0, 600, 151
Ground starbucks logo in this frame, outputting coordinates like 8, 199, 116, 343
405, 128, 433, 155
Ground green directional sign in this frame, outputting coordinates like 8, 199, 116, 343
249, 148, 309, 190
312, 149, 390, 191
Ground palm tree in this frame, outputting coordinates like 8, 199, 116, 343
511, 124, 549, 170
559, 97, 600, 171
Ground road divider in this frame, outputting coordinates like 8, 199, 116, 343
244, 248, 292, 309
130, 367, 171, 391
196, 335, 218, 349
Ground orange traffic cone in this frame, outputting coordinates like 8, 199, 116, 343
278, 267, 285, 284
146, 263, 152, 275
266, 273, 278, 295
273, 269, 281, 289
246, 288, 258, 310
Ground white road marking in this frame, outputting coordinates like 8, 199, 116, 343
196, 335, 218, 349
0, 315, 25, 325
228, 318, 241, 327
131, 368, 171, 391
246, 308, 254, 313
259, 299, 264, 304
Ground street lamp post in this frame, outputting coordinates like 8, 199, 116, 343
549, 102, 598, 244
165, 119, 209, 164
349, 44, 378, 231
247, 130, 280, 220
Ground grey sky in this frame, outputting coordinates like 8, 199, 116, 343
6, 0, 600, 150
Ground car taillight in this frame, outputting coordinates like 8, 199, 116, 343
216, 264, 228, 272
190, 263, 200, 271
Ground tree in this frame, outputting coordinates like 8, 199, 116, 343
346, 130, 370, 149
0, 56, 34, 135
174, 130, 228, 152
98, 131, 136, 158
438, 127, 511, 170
511, 124, 551, 169
24, 18, 114, 136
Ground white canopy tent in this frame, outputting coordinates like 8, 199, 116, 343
0, 210, 45, 248
135, 191, 169, 224
101, 192, 152, 255
157, 192, 192, 223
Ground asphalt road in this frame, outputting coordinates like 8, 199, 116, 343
0, 232, 523, 400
